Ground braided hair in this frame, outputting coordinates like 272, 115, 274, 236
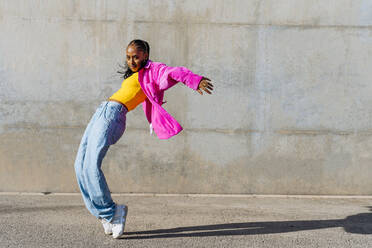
118, 39, 150, 79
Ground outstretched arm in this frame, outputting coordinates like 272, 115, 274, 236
156, 63, 214, 94
156, 64, 202, 91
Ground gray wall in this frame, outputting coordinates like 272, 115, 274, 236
1, 0, 372, 194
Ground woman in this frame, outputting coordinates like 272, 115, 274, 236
74, 39, 213, 239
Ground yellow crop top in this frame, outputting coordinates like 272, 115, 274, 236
109, 72, 147, 111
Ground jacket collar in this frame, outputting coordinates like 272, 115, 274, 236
144, 59, 152, 69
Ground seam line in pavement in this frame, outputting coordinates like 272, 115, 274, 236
1, 192, 372, 199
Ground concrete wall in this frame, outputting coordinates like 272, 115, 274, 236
1, 0, 372, 194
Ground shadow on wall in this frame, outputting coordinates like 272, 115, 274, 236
123, 206, 372, 239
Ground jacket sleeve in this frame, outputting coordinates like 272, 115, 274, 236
156, 63, 203, 91
142, 98, 152, 123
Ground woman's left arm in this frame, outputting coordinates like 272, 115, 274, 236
157, 64, 213, 94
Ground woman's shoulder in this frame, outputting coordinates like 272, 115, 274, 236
147, 60, 166, 69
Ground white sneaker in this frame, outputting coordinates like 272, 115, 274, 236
101, 218, 113, 235
111, 205, 128, 239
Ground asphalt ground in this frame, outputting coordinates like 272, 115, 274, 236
0, 193, 372, 247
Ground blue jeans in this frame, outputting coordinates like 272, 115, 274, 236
74, 101, 127, 222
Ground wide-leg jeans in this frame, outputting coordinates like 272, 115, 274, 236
74, 101, 127, 222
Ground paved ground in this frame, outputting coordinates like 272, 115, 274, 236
0, 193, 372, 247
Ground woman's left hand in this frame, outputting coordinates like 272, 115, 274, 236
197, 77, 214, 95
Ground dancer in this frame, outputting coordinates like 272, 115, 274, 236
74, 39, 213, 239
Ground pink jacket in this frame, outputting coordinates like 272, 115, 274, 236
138, 60, 203, 139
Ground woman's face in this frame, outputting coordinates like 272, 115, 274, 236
126, 45, 148, 72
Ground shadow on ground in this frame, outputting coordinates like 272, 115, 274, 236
123, 206, 372, 239
1, 203, 371, 239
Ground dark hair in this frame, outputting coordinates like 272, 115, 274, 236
117, 39, 150, 79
